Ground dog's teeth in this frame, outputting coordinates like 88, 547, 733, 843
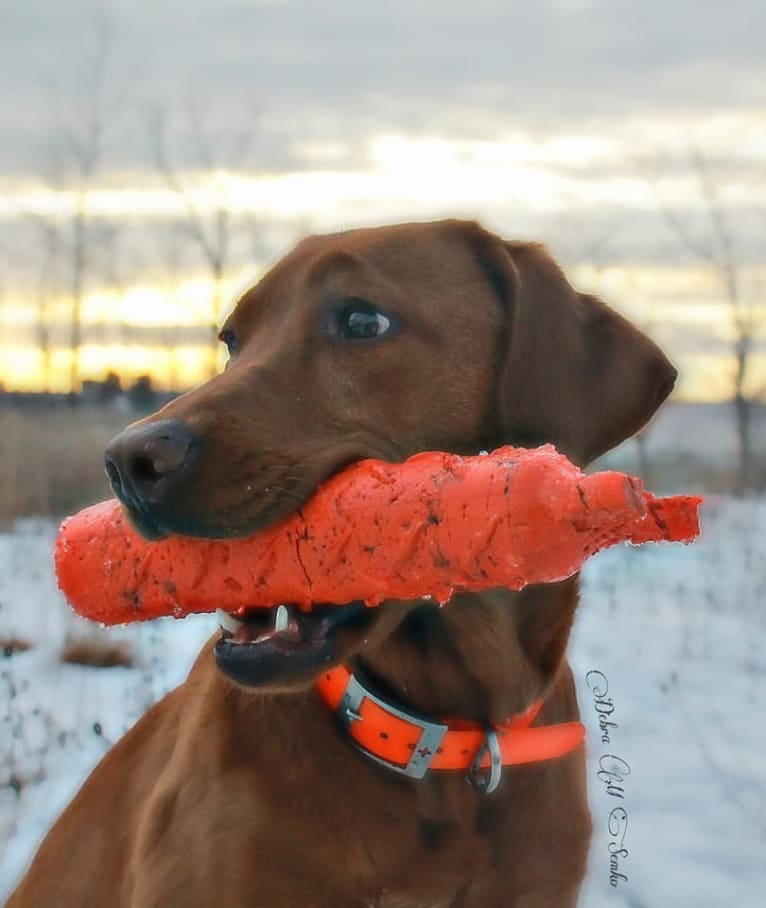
274, 605, 289, 633
217, 609, 244, 633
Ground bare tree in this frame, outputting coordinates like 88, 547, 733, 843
0, 245, 7, 388
146, 104, 258, 378
157, 226, 197, 392
653, 147, 764, 494
33, 222, 61, 394
59, 49, 108, 397
94, 223, 129, 360
37, 27, 119, 399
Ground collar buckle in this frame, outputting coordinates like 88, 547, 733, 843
337, 672, 448, 779
467, 728, 503, 794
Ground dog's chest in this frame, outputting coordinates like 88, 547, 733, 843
354, 866, 469, 908
364, 895, 456, 908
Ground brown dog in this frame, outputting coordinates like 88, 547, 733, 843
7, 220, 675, 908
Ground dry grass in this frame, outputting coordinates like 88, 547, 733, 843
0, 404, 132, 523
61, 635, 134, 668
0, 637, 31, 658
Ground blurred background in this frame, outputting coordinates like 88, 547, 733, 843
0, 1, 764, 905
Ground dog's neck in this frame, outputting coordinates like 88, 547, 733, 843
347, 581, 580, 726
204, 580, 581, 777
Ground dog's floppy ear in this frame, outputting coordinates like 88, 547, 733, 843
473, 228, 676, 465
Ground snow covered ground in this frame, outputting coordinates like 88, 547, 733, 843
1, 496, 765, 906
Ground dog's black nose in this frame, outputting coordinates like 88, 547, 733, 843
105, 419, 198, 506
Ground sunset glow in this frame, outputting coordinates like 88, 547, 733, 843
1, 116, 764, 400
1, 112, 764, 223
1, 262, 764, 399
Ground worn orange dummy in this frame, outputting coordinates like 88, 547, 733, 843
54, 444, 701, 625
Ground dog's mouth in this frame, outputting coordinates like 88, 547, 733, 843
213, 601, 374, 688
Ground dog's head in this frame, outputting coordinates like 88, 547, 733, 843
105, 220, 675, 693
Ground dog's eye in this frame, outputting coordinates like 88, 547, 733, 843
218, 329, 237, 356
337, 302, 392, 340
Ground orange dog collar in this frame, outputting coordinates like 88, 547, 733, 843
316, 665, 585, 793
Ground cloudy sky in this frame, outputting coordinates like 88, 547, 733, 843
3, 0, 765, 169
0, 0, 764, 395
2, 0, 764, 232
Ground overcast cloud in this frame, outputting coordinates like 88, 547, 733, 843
1, 0, 764, 175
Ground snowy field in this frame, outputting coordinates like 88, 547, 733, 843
1, 495, 765, 906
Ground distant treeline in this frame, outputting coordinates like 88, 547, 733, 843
0, 373, 180, 413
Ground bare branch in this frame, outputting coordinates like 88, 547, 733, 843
688, 147, 741, 308
228, 105, 262, 170
145, 102, 260, 376
648, 144, 764, 492
187, 108, 217, 173
646, 152, 715, 261
653, 194, 716, 263
146, 108, 219, 267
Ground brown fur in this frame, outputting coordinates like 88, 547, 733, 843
7, 220, 675, 907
